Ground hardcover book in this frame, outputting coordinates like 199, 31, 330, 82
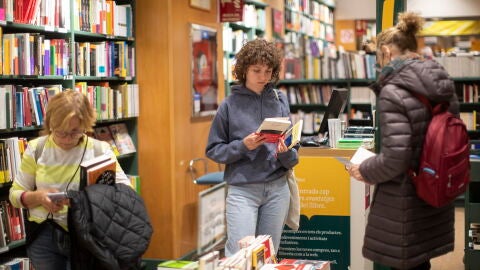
80, 154, 116, 188
279, 259, 331, 270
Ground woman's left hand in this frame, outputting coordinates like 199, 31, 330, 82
277, 138, 288, 153
347, 164, 368, 183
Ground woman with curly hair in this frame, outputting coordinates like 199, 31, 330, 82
347, 12, 457, 270
206, 39, 298, 256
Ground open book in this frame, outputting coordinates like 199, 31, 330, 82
256, 118, 303, 147
80, 154, 116, 189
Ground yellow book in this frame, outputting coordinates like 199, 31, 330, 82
3, 37, 10, 75
251, 244, 265, 270
284, 120, 304, 149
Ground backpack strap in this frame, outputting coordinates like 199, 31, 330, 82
34, 136, 48, 162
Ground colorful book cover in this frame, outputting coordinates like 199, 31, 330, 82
108, 123, 136, 155
94, 126, 119, 156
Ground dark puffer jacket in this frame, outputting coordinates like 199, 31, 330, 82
360, 58, 457, 269
68, 183, 153, 270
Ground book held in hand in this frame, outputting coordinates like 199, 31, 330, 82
80, 154, 116, 188
256, 117, 303, 145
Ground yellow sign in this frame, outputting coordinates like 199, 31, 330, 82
295, 156, 350, 217
382, 0, 395, 30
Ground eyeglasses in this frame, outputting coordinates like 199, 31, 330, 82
53, 130, 85, 139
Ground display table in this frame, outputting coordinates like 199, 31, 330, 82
278, 147, 373, 270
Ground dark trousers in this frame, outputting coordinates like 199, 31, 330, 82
393, 261, 431, 270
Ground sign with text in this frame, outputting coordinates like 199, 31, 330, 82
279, 157, 351, 270
218, 0, 244, 22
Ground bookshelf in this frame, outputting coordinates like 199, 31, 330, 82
223, 0, 268, 96
0, 0, 138, 263
279, 0, 378, 137
465, 159, 480, 269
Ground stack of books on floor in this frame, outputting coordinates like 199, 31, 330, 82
155, 234, 330, 270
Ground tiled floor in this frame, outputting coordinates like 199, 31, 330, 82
430, 207, 465, 270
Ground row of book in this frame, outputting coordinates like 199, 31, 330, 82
0, 200, 26, 249
0, 30, 136, 77
0, 137, 25, 184
283, 35, 376, 80
468, 222, 480, 250
74, 41, 135, 78
285, 0, 334, 25
1, 33, 70, 76
0, 0, 133, 38
75, 0, 134, 37
0, 257, 31, 269
278, 84, 333, 106
74, 82, 140, 121
278, 85, 375, 106
285, 10, 334, 41
0, 83, 139, 130
457, 83, 480, 103
459, 111, 478, 131
234, 4, 266, 30
434, 54, 480, 78
2, 0, 69, 28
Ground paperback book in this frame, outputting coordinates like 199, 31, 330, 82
157, 260, 198, 270
256, 117, 302, 146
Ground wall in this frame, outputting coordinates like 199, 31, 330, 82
335, 0, 376, 20
407, 0, 480, 18
336, 0, 480, 20
136, 0, 222, 259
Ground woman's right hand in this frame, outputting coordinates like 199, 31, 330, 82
37, 189, 68, 213
243, 132, 266, 150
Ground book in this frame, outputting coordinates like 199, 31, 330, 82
108, 123, 136, 155
284, 119, 303, 149
256, 117, 300, 144
80, 154, 116, 187
198, 250, 219, 270
279, 259, 331, 270
261, 264, 316, 270
251, 243, 265, 270
157, 260, 198, 270
94, 126, 120, 156
256, 117, 291, 134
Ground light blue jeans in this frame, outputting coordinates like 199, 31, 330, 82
225, 176, 290, 256
27, 222, 71, 270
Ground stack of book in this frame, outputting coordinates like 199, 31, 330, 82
217, 235, 276, 270
337, 126, 375, 149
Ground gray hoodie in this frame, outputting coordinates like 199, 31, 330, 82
206, 84, 299, 185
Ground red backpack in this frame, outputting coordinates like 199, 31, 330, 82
409, 93, 470, 208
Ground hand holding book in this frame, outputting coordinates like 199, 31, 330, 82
256, 118, 303, 149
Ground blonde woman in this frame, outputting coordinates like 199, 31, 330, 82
9, 90, 130, 270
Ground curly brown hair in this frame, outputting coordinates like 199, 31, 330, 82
233, 39, 283, 85
376, 12, 424, 53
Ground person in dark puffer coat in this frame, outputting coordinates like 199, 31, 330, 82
68, 183, 153, 270
347, 12, 456, 270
